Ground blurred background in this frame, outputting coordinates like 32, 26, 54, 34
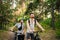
0, 0, 60, 40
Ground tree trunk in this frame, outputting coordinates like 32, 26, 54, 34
51, 1, 55, 30
0, 0, 2, 4
0, 0, 3, 29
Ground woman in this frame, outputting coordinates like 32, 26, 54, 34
11, 19, 25, 40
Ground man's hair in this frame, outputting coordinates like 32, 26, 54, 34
30, 13, 34, 15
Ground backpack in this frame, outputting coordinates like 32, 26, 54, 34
28, 19, 36, 26
18, 22, 22, 30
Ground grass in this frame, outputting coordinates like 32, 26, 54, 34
0, 30, 7, 40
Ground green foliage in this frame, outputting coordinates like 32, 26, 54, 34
55, 14, 60, 38
23, 15, 30, 21
56, 29, 60, 38
0, 0, 14, 30
25, 0, 40, 14
40, 18, 51, 29
55, 21, 60, 29
0, 0, 60, 39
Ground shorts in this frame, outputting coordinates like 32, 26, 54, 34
18, 34, 25, 40
26, 33, 34, 40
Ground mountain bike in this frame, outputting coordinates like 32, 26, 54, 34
26, 31, 42, 40
10, 30, 25, 40
34, 31, 42, 40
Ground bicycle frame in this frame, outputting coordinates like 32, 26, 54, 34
26, 31, 41, 40
34, 31, 41, 40
10, 31, 24, 40
14, 32, 25, 40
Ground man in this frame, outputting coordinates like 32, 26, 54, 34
11, 19, 25, 40
26, 13, 45, 40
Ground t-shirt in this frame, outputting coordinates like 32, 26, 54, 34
27, 19, 36, 33
15, 23, 24, 35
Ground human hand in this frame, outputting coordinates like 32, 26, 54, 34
10, 29, 13, 32
30, 29, 33, 33
42, 29, 45, 32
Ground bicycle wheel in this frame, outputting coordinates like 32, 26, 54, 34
34, 35, 41, 40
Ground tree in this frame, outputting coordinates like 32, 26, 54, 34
47, 0, 56, 30
25, 0, 40, 15
0, 0, 13, 30
56, 0, 60, 11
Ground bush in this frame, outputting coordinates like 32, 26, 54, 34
40, 18, 51, 29
55, 20, 60, 38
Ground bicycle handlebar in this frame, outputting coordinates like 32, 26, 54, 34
33, 30, 42, 33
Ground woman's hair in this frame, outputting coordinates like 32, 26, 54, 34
18, 20, 21, 22
19, 19, 23, 22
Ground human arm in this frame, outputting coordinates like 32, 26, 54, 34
10, 26, 15, 31
22, 23, 25, 33
27, 20, 31, 30
36, 20, 45, 32
10, 23, 17, 31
